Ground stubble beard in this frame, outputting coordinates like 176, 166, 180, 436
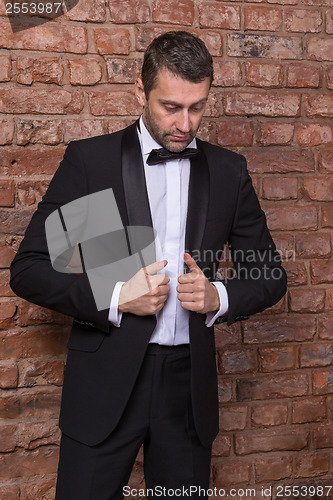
143, 104, 196, 153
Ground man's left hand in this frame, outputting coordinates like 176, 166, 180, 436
177, 253, 220, 314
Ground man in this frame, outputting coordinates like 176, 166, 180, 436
10, 31, 287, 499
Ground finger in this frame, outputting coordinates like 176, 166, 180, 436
178, 273, 196, 284
176, 283, 194, 293
145, 260, 168, 275
184, 253, 200, 272
177, 293, 196, 303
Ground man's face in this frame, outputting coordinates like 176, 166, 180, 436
135, 68, 211, 152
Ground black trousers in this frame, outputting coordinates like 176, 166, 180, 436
55, 344, 212, 500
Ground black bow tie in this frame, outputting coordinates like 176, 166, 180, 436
147, 147, 199, 165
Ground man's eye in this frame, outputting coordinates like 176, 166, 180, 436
165, 106, 178, 112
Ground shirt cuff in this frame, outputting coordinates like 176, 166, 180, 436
108, 281, 125, 327
205, 281, 229, 327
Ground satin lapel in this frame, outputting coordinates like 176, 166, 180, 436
185, 140, 210, 260
121, 121, 153, 230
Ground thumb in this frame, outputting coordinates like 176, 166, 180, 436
184, 252, 200, 272
145, 259, 168, 275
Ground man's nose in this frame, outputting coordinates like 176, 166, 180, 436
176, 111, 191, 133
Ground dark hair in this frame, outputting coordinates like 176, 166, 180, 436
141, 31, 214, 98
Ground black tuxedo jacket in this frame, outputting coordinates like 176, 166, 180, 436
10, 121, 287, 447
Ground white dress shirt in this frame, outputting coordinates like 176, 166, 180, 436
109, 117, 228, 344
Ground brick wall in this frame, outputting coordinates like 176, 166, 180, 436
0, 0, 332, 498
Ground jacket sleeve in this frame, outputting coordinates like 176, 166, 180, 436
10, 141, 110, 333
221, 157, 287, 326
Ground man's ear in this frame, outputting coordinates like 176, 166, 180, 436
134, 78, 146, 107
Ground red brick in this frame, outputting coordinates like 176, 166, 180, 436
106, 57, 142, 83
292, 397, 326, 423
203, 90, 223, 117
212, 434, 232, 457
0, 301, 16, 330
322, 205, 333, 227
0, 447, 59, 479
213, 61, 241, 87
318, 316, 333, 340
108, 117, 135, 134
0, 242, 16, 268
237, 373, 309, 401
216, 122, 254, 147
69, 58, 102, 85
94, 27, 131, 55
327, 65, 333, 89
304, 177, 333, 201
319, 148, 333, 173
246, 62, 283, 88
285, 8, 323, 32
0, 424, 17, 452
244, 6, 282, 31
89, 90, 140, 116
329, 288, 333, 310
219, 348, 256, 374
0, 88, 83, 115
197, 120, 216, 143
289, 288, 325, 313
259, 345, 297, 372
64, 119, 105, 143
64, 0, 105, 21
218, 377, 233, 403
0, 54, 11, 81
227, 33, 302, 59
16, 181, 49, 207
152, 0, 194, 25
214, 322, 242, 349
259, 123, 294, 145
262, 177, 298, 200
243, 316, 316, 343
110, 0, 150, 23
17, 420, 61, 449
294, 453, 329, 478
298, 124, 332, 146
0, 180, 15, 207
313, 369, 333, 394
307, 37, 333, 61
296, 233, 331, 258
22, 360, 65, 387
0, 485, 19, 500
16, 119, 63, 146
301, 343, 333, 367
255, 456, 292, 482
313, 424, 333, 448
251, 402, 288, 427
200, 31, 223, 57
274, 234, 295, 261
18, 302, 66, 327
327, 9, 333, 33
0, 148, 65, 177
22, 476, 57, 500
0, 389, 61, 419
235, 428, 308, 455
199, 3, 241, 29
266, 206, 317, 231
225, 92, 300, 117
219, 405, 248, 431
0, 209, 34, 237
0, 269, 15, 296
0, 119, 14, 145
287, 63, 321, 88
0, 326, 70, 359
245, 148, 315, 174
16, 56, 63, 85
214, 461, 251, 487
284, 262, 308, 286
0, 20, 87, 53
0, 361, 18, 389
310, 260, 333, 284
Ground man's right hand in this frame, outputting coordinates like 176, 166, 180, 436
118, 260, 170, 316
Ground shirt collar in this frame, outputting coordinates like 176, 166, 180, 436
138, 115, 197, 158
